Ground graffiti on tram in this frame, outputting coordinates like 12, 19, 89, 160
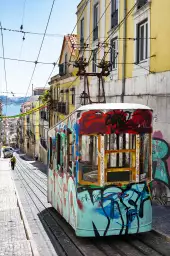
77, 182, 151, 236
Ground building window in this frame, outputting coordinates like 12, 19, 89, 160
80, 18, 84, 48
92, 49, 97, 72
71, 88, 75, 105
64, 53, 68, 74
136, 19, 148, 63
110, 37, 118, 70
93, 3, 99, 41
137, 0, 147, 10
111, 0, 118, 29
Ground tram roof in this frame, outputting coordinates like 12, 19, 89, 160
48, 103, 152, 135
77, 103, 152, 111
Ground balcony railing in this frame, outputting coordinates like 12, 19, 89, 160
40, 137, 47, 150
137, 0, 147, 9
51, 101, 68, 115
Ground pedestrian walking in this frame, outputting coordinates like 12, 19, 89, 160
10, 156, 16, 170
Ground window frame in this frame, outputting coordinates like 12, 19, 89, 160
93, 3, 99, 41
136, 19, 148, 63
71, 88, 75, 105
110, 37, 118, 70
79, 134, 99, 185
92, 49, 97, 72
64, 53, 68, 74
80, 17, 84, 47
111, 0, 118, 29
137, 0, 148, 10
56, 133, 61, 166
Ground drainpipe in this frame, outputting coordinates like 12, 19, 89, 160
121, 0, 127, 103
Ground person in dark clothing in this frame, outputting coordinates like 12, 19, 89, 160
10, 156, 16, 170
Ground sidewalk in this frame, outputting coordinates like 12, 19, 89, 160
0, 158, 38, 256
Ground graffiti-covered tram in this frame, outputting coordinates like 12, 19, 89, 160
47, 103, 153, 237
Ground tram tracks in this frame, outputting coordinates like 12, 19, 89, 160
14, 156, 170, 256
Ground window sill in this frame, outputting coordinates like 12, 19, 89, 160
109, 69, 118, 81
132, 59, 150, 77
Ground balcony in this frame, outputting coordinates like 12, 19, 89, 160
58, 102, 68, 115
40, 137, 47, 150
137, 0, 148, 9
50, 101, 68, 115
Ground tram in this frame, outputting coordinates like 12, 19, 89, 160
47, 103, 153, 237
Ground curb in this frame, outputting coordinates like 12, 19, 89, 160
13, 179, 40, 256
152, 228, 170, 242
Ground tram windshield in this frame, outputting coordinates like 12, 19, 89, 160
79, 133, 151, 185
78, 107, 152, 186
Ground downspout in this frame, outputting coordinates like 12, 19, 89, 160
121, 0, 127, 103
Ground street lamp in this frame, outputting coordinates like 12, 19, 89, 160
80, 91, 89, 105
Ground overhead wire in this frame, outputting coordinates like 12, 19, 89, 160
0, 22, 8, 115
0, 56, 56, 65
1, 27, 64, 38
24, 0, 56, 99
43, 1, 92, 91
77, 0, 112, 63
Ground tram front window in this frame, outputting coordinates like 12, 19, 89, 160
104, 134, 136, 183
79, 135, 98, 183
105, 134, 136, 168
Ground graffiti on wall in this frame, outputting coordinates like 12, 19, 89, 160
152, 131, 170, 204
77, 182, 151, 236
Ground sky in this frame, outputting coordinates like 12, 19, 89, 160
0, 0, 80, 99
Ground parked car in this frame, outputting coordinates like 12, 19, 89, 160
3, 148, 13, 158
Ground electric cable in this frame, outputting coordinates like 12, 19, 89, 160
0, 22, 8, 115
24, 0, 56, 99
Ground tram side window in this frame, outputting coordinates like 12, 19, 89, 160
140, 134, 150, 179
67, 129, 73, 169
104, 134, 136, 168
49, 137, 53, 168
80, 135, 98, 183
56, 133, 61, 166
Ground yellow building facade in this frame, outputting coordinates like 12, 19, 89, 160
49, 34, 79, 127
77, 0, 170, 78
